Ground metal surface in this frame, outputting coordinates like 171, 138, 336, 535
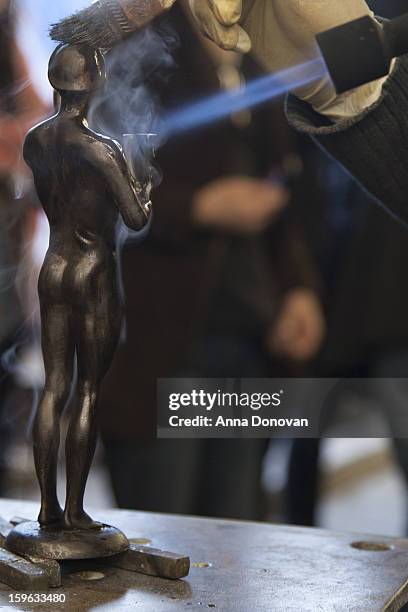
23, 45, 150, 534
0, 516, 188, 589
23, 555, 61, 588
0, 517, 11, 546
98, 543, 190, 579
316, 16, 390, 94
0, 547, 49, 592
5, 522, 129, 561
316, 13, 408, 94
48, 45, 105, 92
0, 499, 408, 611
0, 517, 61, 588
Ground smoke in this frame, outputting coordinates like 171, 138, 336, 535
89, 23, 179, 180
89, 25, 326, 143
88, 22, 178, 244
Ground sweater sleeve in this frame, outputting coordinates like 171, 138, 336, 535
285, 56, 408, 225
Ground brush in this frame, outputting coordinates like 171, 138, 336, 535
50, 0, 175, 49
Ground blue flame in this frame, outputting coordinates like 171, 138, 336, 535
162, 58, 327, 136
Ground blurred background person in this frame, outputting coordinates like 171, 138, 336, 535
97, 3, 325, 520
0, 0, 46, 494
286, 0, 408, 531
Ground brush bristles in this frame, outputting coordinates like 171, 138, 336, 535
50, 0, 133, 49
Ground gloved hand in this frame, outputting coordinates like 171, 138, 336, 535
189, 0, 390, 120
187, 0, 251, 53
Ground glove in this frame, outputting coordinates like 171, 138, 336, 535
187, 0, 251, 52
189, 0, 391, 121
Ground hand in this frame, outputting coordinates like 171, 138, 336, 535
189, 1, 381, 117
243, 1, 371, 69
188, 0, 251, 52
192, 176, 288, 234
267, 288, 325, 361
190, 0, 370, 64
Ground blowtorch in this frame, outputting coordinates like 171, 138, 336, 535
317, 12, 408, 94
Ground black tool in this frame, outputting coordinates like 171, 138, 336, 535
317, 13, 408, 93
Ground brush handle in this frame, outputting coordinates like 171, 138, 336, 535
118, 0, 170, 29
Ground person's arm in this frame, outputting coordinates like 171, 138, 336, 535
189, 1, 387, 120
242, 1, 389, 120
244, 0, 408, 223
265, 213, 325, 362
286, 59, 408, 225
189, 0, 408, 222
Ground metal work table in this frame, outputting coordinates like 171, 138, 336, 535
0, 498, 407, 611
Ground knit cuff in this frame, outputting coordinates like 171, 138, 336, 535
286, 56, 408, 224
